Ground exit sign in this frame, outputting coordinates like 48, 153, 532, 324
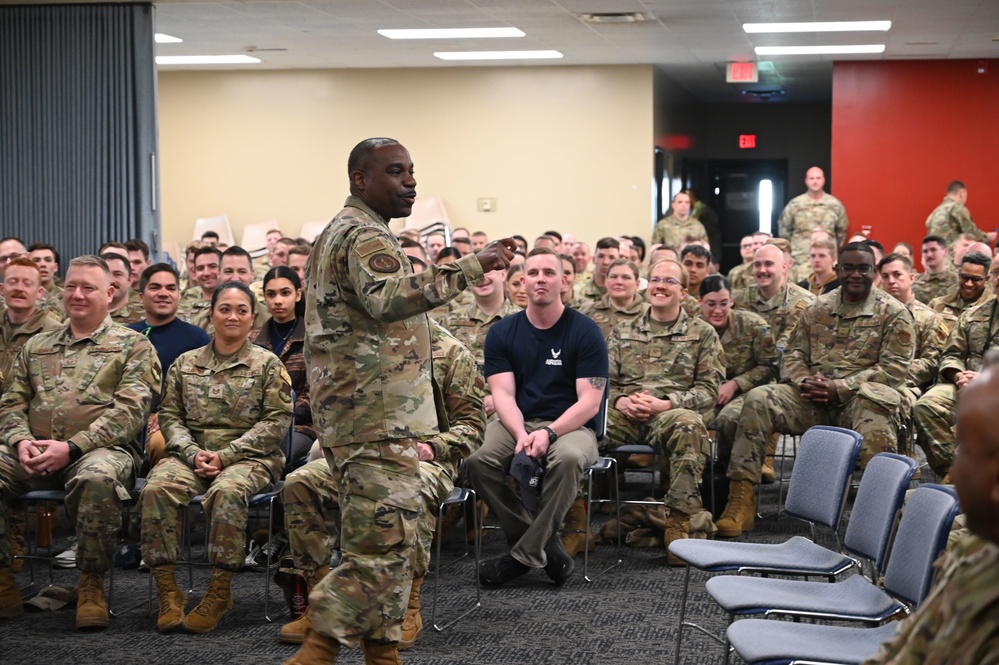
727, 62, 758, 83
739, 134, 757, 149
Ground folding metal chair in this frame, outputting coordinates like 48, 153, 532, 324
430, 485, 481, 631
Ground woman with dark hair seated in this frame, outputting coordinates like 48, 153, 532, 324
139, 281, 292, 634
250, 266, 315, 468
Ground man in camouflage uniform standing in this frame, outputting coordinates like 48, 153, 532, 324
278, 321, 486, 649
652, 191, 709, 250
862, 368, 999, 664
606, 259, 723, 564
924, 180, 996, 247
286, 138, 514, 665
0, 256, 159, 626
778, 167, 849, 282
914, 253, 999, 481
912, 235, 956, 305
716, 243, 914, 538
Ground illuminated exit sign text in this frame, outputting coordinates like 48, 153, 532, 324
739, 134, 757, 149
726, 62, 758, 83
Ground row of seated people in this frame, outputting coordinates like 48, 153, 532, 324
0, 223, 992, 645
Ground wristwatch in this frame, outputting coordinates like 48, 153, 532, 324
542, 426, 558, 443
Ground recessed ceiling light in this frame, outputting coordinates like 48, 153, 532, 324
156, 55, 262, 65
744, 21, 891, 33
755, 45, 886, 56
154, 33, 183, 43
433, 50, 563, 61
378, 28, 525, 39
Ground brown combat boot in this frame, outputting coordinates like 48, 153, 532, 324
9, 509, 26, 573
279, 566, 330, 644
362, 640, 402, 665
627, 453, 656, 468
664, 512, 691, 567
761, 434, 779, 484
152, 564, 186, 633
398, 576, 424, 650
0, 567, 24, 619
559, 498, 595, 557
182, 567, 234, 633
468, 500, 487, 544
283, 629, 341, 664
715, 479, 756, 538
76, 572, 109, 629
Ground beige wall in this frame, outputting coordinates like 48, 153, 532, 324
158, 65, 654, 256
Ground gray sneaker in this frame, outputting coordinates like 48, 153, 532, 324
54, 537, 78, 569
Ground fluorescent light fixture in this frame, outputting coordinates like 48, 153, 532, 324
434, 50, 563, 61
755, 44, 886, 56
155, 33, 183, 43
758, 180, 773, 233
744, 21, 891, 33
156, 55, 262, 65
379, 27, 525, 39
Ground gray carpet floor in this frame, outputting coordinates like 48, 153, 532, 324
1, 458, 920, 665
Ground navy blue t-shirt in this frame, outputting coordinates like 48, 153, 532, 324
128, 317, 211, 408
484, 307, 608, 430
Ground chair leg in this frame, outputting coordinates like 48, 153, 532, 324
583, 464, 621, 582
673, 564, 692, 665
431, 489, 481, 632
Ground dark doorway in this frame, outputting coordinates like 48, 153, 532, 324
708, 160, 788, 273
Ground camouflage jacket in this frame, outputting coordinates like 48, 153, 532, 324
426, 322, 486, 473
938, 297, 999, 377
912, 268, 956, 306
733, 281, 816, 348
651, 215, 708, 249
160, 339, 292, 481
929, 287, 992, 322
37, 285, 65, 321
0, 316, 160, 469
727, 262, 754, 291
783, 288, 914, 403
925, 198, 986, 245
305, 195, 484, 446
176, 288, 209, 324
860, 533, 999, 665
905, 298, 950, 392
443, 299, 519, 371
0, 308, 63, 387
577, 292, 647, 339
249, 317, 314, 439
778, 191, 849, 270
574, 274, 606, 305
708, 308, 778, 394
607, 308, 723, 416
110, 290, 146, 326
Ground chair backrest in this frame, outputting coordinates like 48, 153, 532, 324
843, 453, 918, 573
241, 220, 279, 252
299, 220, 329, 243
784, 426, 863, 530
192, 214, 235, 246
883, 484, 960, 606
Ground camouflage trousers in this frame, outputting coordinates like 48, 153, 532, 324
606, 408, 709, 516
466, 419, 597, 569
139, 456, 272, 571
728, 383, 900, 483
913, 383, 958, 477
414, 460, 454, 578
707, 394, 747, 472
0, 444, 133, 572
309, 439, 422, 647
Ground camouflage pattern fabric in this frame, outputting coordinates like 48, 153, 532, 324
651, 215, 708, 249
860, 533, 999, 665
37, 285, 65, 321
929, 287, 992, 324
577, 293, 647, 340
110, 290, 146, 326
175, 288, 208, 323
727, 262, 754, 291
733, 282, 816, 349
0, 308, 62, 387
444, 299, 519, 370
925, 198, 987, 245
777, 192, 849, 281
912, 269, 956, 305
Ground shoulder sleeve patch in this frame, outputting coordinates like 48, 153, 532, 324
356, 237, 390, 258
368, 253, 402, 274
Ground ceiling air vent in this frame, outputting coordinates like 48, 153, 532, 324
577, 12, 649, 24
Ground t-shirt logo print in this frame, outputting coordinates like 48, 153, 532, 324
546, 348, 563, 366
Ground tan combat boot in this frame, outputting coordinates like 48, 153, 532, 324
182, 567, 234, 633
76, 572, 109, 629
559, 498, 595, 558
362, 640, 402, 665
283, 629, 341, 664
9, 509, 26, 573
664, 512, 691, 567
398, 576, 424, 650
627, 453, 656, 468
279, 566, 330, 644
0, 567, 24, 619
761, 434, 779, 484
468, 500, 487, 544
715, 479, 756, 538
152, 564, 186, 633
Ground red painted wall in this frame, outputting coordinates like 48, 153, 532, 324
831, 60, 999, 269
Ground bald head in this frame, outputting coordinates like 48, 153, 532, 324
953, 369, 999, 544
967, 242, 993, 258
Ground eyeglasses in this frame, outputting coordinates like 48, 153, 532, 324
648, 276, 681, 286
838, 264, 873, 275
0, 253, 22, 263
959, 273, 986, 284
